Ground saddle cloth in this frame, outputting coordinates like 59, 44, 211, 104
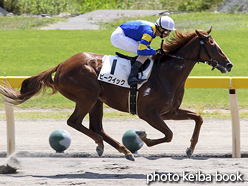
98, 55, 153, 89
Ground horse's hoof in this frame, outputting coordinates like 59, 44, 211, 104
135, 131, 147, 139
96, 146, 104, 157
125, 154, 135, 161
186, 148, 192, 159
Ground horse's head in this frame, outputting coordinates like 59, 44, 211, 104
195, 27, 233, 73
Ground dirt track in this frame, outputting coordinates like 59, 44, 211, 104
0, 118, 248, 185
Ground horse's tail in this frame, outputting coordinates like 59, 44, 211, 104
0, 64, 60, 105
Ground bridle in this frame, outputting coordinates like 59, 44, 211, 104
152, 35, 220, 87
161, 35, 220, 70
198, 35, 219, 70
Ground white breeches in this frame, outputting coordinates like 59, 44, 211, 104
111, 27, 148, 64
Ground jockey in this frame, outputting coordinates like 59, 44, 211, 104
111, 16, 176, 86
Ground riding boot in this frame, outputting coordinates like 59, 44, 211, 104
128, 61, 147, 86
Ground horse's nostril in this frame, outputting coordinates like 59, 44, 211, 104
227, 63, 233, 68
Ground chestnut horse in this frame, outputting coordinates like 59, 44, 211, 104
0, 28, 232, 161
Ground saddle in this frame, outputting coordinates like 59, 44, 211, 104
115, 52, 151, 72
115, 52, 151, 115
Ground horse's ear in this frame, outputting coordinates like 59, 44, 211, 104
207, 26, 212, 34
195, 30, 203, 38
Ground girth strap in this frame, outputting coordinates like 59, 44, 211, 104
129, 84, 138, 115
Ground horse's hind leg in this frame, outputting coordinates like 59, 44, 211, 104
161, 108, 203, 158
89, 100, 134, 161
137, 110, 173, 147
54, 64, 104, 154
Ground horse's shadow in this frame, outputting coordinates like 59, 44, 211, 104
14, 171, 146, 180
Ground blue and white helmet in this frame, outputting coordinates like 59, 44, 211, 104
155, 16, 176, 31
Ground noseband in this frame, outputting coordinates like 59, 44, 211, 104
161, 35, 219, 70
197, 35, 219, 70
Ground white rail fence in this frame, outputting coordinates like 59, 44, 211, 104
1, 76, 248, 158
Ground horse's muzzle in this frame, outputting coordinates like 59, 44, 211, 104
217, 60, 233, 73
226, 61, 233, 72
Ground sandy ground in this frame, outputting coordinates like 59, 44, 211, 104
0, 117, 248, 185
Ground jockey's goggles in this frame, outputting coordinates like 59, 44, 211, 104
158, 27, 171, 38
162, 28, 171, 35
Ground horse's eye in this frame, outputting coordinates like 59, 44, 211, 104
209, 40, 217, 49
212, 44, 217, 50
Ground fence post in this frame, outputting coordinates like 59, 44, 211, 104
4, 77, 15, 157
229, 89, 241, 158
5, 101, 15, 157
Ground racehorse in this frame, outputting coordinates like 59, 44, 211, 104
0, 28, 233, 161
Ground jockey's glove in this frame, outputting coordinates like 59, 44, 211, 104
156, 48, 165, 55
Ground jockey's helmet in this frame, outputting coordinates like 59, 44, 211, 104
155, 16, 176, 31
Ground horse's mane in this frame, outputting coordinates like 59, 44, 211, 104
162, 30, 197, 53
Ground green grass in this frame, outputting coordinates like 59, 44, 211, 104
171, 12, 248, 31
0, 16, 67, 30
0, 13, 248, 118
0, 30, 116, 76
0, 109, 138, 120
100, 12, 248, 31
1, 108, 248, 120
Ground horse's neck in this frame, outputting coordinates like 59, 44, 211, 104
176, 36, 199, 62
159, 37, 199, 84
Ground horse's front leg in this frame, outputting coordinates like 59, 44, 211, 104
161, 108, 203, 158
137, 109, 173, 147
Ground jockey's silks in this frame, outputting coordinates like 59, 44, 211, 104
120, 21, 157, 56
